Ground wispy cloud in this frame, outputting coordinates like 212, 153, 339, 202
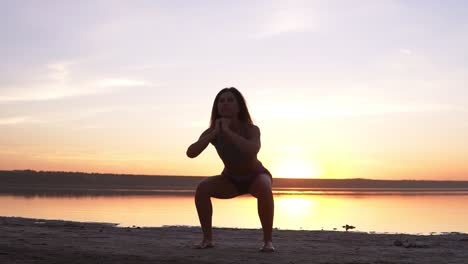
0, 115, 56, 126
254, 1, 317, 38
0, 62, 150, 103
255, 96, 467, 121
399, 49, 413, 55
47, 62, 72, 81
0, 116, 29, 125
0, 104, 160, 127
92, 79, 148, 88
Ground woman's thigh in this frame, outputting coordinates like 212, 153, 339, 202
248, 173, 273, 198
197, 175, 239, 199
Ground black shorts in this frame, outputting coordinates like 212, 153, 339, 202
224, 168, 273, 195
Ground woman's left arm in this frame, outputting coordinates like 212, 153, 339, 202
223, 125, 261, 157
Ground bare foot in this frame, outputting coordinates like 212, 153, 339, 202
194, 239, 214, 249
259, 241, 275, 252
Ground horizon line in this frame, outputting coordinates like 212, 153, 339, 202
1, 169, 467, 182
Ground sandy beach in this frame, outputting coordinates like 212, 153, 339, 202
1, 216, 467, 264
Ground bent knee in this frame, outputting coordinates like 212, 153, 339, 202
257, 173, 272, 189
196, 179, 212, 197
250, 174, 273, 197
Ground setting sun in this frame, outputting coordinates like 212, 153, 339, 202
273, 159, 323, 179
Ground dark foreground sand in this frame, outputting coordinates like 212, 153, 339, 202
1, 217, 467, 264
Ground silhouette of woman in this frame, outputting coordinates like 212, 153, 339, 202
186, 87, 275, 252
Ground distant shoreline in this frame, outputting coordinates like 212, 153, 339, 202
2, 186, 468, 197
2, 170, 468, 197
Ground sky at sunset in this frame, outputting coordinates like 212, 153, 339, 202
1, 1, 467, 180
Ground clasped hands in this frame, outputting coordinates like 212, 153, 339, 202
214, 118, 232, 134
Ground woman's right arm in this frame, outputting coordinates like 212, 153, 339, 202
186, 126, 219, 158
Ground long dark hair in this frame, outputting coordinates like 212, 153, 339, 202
210, 87, 253, 128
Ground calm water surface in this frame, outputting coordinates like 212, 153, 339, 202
1, 193, 468, 234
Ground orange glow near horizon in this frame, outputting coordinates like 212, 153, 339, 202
1, 130, 468, 180
272, 158, 324, 179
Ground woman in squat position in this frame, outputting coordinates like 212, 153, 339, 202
186, 87, 275, 252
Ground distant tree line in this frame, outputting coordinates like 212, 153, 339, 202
1, 170, 468, 190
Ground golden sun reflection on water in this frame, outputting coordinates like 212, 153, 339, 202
275, 196, 318, 219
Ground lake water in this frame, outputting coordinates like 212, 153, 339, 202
1, 192, 468, 234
